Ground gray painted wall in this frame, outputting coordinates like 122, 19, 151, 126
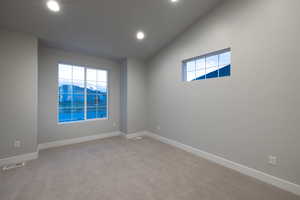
120, 60, 128, 133
120, 58, 147, 134
147, 0, 300, 185
0, 30, 38, 159
38, 47, 121, 144
126, 58, 147, 134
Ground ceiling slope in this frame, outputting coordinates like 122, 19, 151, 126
0, 0, 222, 60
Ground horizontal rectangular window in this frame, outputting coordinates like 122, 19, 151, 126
182, 48, 231, 82
58, 64, 108, 123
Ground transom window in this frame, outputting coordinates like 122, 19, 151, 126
58, 64, 108, 123
182, 48, 231, 82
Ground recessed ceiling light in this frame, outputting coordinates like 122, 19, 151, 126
47, 0, 60, 12
170, 0, 179, 3
136, 31, 145, 40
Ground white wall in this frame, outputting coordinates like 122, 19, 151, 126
147, 0, 300, 185
38, 47, 121, 144
0, 30, 38, 158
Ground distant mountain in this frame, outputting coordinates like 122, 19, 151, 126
59, 84, 107, 94
59, 84, 107, 107
194, 64, 231, 80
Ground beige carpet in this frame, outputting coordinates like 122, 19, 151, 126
0, 136, 299, 200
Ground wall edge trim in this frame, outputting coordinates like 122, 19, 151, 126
38, 131, 122, 150
0, 152, 39, 167
144, 131, 300, 196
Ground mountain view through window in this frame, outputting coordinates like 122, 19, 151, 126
58, 64, 108, 123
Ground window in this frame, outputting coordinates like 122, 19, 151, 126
58, 64, 108, 123
182, 48, 231, 82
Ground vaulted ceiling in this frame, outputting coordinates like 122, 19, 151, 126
0, 0, 222, 60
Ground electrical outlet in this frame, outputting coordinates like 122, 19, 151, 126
14, 140, 21, 148
268, 155, 277, 166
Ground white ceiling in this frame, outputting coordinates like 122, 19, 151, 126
0, 0, 222, 60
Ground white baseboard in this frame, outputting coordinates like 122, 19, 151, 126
0, 131, 121, 167
1, 131, 122, 167
0, 151, 39, 167
2, 130, 299, 195
38, 131, 122, 150
144, 131, 300, 196
124, 131, 147, 139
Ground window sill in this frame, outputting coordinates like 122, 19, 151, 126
58, 117, 109, 125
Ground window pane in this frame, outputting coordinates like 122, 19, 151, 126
59, 108, 72, 122
59, 94, 72, 108
87, 95, 98, 107
96, 82, 107, 94
59, 64, 72, 80
72, 80, 85, 94
219, 52, 231, 68
205, 55, 219, 79
59, 82, 72, 94
205, 70, 218, 79
71, 108, 84, 121
219, 65, 231, 77
87, 107, 97, 119
186, 61, 195, 72
87, 69, 97, 81
96, 107, 107, 118
97, 95, 107, 106
72, 94, 84, 108
219, 51, 231, 77
195, 69, 206, 80
58, 64, 86, 123
87, 96, 107, 119
196, 58, 205, 70
87, 81, 97, 94
187, 71, 196, 82
97, 70, 107, 82
206, 55, 218, 69
72, 66, 85, 81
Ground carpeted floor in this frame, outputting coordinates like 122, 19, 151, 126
0, 136, 299, 200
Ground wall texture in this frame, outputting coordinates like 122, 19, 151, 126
147, 0, 300, 185
120, 58, 147, 134
126, 58, 147, 134
120, 60, 128, 133
38, 47, 121, 144
0, 30, 38, 159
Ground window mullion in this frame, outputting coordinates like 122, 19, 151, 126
194, 60, 197, 80
96, 68, 98, 118
218, 54, 220, 77
205, 56, 207, 79
71, 66, 74, 121
84, 67, 87, 120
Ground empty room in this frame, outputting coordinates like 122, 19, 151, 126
0, 0, 300, 199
